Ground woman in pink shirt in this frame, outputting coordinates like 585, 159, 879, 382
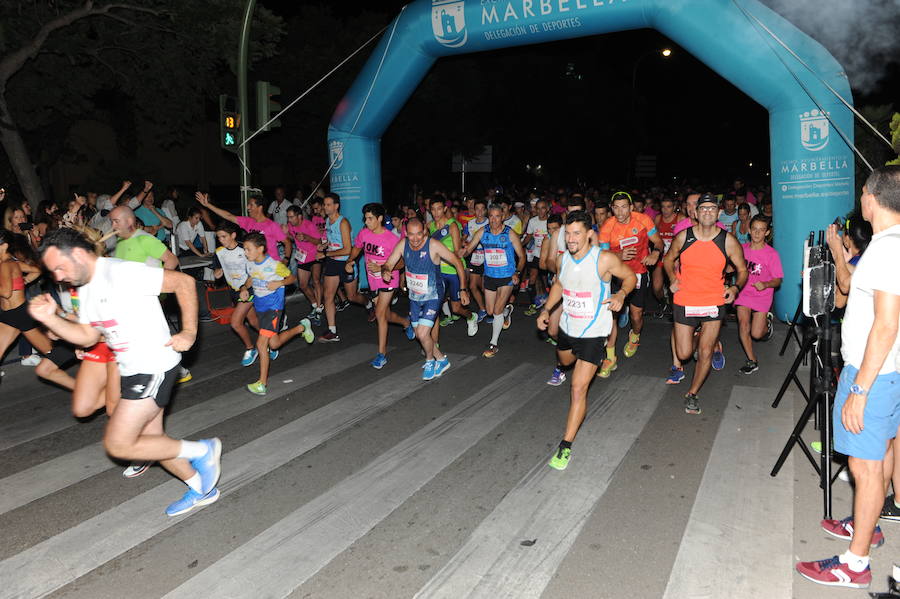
285, 205, 323, 322
347, 203, 414, 369
734, 215, 783, 374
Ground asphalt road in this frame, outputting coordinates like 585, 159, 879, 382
0, 295, 896, 598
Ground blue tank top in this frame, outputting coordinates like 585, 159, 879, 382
325, 215, 348, 261
403, 240, 443, 302
481, 225, 517, 278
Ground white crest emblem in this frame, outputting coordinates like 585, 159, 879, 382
329, 140, 344, 169
800, 109, 829, 152
432, 0, 467, 48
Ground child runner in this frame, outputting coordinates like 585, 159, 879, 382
210, 221, 261, 367
734, 215, 782, 374
239, 233, 314, 395
346, 203, 415, 369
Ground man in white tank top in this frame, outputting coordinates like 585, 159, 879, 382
537, 210, 636, 471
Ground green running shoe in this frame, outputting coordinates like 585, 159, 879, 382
299, 318, 314, 344
247, 381, 267, 395
549, 447, 571, 470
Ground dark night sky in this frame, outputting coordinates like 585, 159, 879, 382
261, 0, 897, 191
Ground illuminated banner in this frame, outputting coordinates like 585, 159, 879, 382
329, 0, 855, 318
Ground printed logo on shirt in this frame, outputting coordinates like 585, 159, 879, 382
747, 260, 762, 276
363, 242, 386, 258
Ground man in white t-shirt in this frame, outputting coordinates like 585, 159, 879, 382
267, 186, 292, 226
29, 228, 224, 518
797, 166, 900, 589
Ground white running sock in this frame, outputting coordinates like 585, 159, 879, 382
491, 314, 504, 345
366, 301, 373, 309
184, 473, 203, 493
177, 440, 207, 460
442, 301, 451, 317
329, 325, 337, 334
840, 549, 870, 572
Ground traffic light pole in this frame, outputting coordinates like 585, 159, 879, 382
238, 0, 256, 217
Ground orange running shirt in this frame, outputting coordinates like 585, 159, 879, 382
674, 228, 728, 307
598, 211, 657, 274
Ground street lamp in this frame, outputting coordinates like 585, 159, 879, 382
662, 48, 672, 57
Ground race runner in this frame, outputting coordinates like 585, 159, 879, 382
459, 204, 526, 358
663, 194, 748, 414
380, 218, 469, 380
537, 210, 635, 470
31, 228, 223, 517
346, 203, 414, 369
597, 191, 664, 377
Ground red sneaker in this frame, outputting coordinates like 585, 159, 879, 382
821, 517, 885, 547
796, 555, 871, 588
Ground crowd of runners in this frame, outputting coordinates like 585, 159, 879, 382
0, 179, 786, 513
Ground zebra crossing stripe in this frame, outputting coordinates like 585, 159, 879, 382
163, 364, 543, 599
0, 344, 378, 516
0, 331, 340, 452
414, 375, 662, 599
662, 385, 794, 598
0, 353, 470, 599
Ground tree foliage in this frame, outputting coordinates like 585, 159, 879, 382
0, 0, 284, 197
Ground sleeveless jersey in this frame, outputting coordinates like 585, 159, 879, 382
481, 225, 517, 278
403, 240, 443, 302
559, 246, 612, 338
674, 227, 728, 307
325, 215, 348, 261
656, 215, 678, 253
429, 218, 464, 275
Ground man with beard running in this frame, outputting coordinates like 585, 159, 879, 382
663, 194, 748, 414
537, 210, 634, 470
30, 228, 222, 516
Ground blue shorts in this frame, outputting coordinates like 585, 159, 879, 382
833, 365, 900, 460
410, 298, 442, 329
441, 272, 461, 302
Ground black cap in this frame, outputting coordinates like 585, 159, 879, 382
697, 193, 719, 207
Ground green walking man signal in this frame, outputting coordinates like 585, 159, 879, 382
219, 94, 240, 152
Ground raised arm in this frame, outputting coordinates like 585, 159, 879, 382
195, 192, 237, 224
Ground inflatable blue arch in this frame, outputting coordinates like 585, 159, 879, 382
328, 0, 855, 319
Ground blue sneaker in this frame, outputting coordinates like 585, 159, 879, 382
371, 353, 387, 369
666, 366, 685, 384
484, 315, 494, 324
423, 360, 436, 381
547, 367, 566, 386
618, 310, 630, 328
433, 357, 451, 378
165, 487, 220, 517
269, 349, 279, 361
241, 348, 258, 367
712, 346, 725, 371
189, 438, 222, 494
405, 324, 416, 341
477, 309, 487, 323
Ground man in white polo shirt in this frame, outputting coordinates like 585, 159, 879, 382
797, 165, 900, 589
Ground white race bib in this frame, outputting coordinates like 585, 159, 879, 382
485, 248, 508, 267
684, 305, 719, 318
563, 289, 596, 319
328, 241, 341, 251
406, 272, 428, 295
470, 248, 485, 266
295, 249, 307, 263
635, 274, 642, 289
